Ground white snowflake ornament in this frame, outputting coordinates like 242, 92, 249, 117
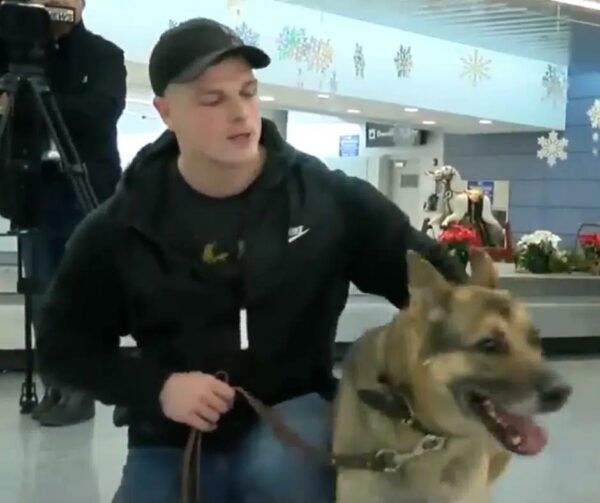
588, 99, 600, 129
537, 131, 568, 167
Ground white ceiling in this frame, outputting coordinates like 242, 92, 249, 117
275, 0, 600, 65
124, 61, 547, 135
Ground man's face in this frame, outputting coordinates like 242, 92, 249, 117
154, 57, 262, 166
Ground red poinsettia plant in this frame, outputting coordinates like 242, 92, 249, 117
439, 224, 482, 247
438, 224, 482, 267
578, 233, 600, 262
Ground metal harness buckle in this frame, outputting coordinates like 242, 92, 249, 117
372, 435, 446, 473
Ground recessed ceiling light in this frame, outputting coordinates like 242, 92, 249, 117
317, 93, 330, 99
479, 119, 493, 125
347, 109, 361, 114
404, 107, 419, 113
259, 96, 275, 102
422, 120, 436, 125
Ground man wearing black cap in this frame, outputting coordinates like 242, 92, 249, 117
36, 17, 466, 503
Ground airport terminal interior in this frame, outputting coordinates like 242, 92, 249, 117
2, 0, 600, 502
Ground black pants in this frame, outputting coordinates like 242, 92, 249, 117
21, 201, 82, 388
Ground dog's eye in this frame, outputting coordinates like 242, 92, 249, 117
475, 337, 508, 355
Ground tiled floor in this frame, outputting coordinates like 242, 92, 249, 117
1, 358, 599, 503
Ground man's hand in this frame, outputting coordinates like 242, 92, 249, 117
159, 372, 235, 431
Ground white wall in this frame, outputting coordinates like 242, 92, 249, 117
286, 111, 444, 227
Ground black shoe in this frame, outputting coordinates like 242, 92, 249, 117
38, 391, 95, 427
32, 387, 61, 421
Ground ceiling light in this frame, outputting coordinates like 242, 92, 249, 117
422, 120, 436, 125
404, 107, 419, 113
551, 0, 600, 11
259, 96, 275, 102
479, 119, 493, 125
347, 109, 361, 114
317, 93, 330, 99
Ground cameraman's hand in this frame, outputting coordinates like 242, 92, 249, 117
159, 372, 235, 431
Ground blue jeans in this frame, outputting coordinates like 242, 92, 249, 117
112, 393, 335, 503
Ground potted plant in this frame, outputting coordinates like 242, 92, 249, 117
438, 224, 481, 268
515, 230, 564, 274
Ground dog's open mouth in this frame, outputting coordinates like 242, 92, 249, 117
469, 393, 547, 455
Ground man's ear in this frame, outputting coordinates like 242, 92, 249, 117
153, 96, 174, 130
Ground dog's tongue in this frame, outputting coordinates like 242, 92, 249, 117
495, 407, 548, 455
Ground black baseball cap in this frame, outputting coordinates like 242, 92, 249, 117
149, 18, 271, 96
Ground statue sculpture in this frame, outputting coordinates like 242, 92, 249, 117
422, 164, 504, 247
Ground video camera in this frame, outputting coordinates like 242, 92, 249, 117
0, 0, 76, 65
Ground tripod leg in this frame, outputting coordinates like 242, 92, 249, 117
18, 233, 38, 414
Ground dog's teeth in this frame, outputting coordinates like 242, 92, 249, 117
510, 435, 522, 446
483, 400, 495, 414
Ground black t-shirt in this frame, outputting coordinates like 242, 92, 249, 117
166, 159, 248, 277
166, 160, 260, 449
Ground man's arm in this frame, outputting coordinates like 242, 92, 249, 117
54, 40, 127, 128
339, 174, 467, 308
36, 211, 170, 415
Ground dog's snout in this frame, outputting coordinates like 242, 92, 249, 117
538, 381, 571, 413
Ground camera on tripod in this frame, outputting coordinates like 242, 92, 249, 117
0, 0, 96, 415
0, 0, 76, 49
0, 0, 96, 230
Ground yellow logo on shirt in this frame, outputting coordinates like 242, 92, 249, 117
202, 242, 229, 265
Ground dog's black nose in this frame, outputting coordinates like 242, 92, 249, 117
539, 382, 572, 412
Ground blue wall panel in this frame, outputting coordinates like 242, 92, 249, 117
445, 25, 600, 247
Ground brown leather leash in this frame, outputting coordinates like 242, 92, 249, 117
181, 373, 334, 503
180, 373, 447, 502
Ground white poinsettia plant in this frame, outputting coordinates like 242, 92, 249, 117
515, 230, 568, 273
516, 230, 562, 253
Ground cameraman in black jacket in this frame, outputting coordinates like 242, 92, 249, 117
0, 0, 126, 426
37, 17, 466, 503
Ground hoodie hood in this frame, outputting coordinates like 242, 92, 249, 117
112, 118, 299, 232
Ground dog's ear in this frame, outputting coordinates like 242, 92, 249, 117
407, 250, 450, 298
469, 248, 497, 289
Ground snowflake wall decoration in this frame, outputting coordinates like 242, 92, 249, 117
234, 22, 260, 47
542, 65, 566, 106
461, 49, 491, 87
394, 45, 413, 79
276, 27, 334, 76
587, 99, 600, 129
277, 26, 309, 62
306, 37, 334, 74
354, 43, 365, 78
537, 131, 569, 167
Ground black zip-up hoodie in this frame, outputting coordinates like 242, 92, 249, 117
36, 119, 466, 448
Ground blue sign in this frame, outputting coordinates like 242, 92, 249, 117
467, 180, 495, 204
339, 135, 360, 157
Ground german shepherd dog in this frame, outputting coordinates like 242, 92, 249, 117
332, 249, 571, 503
